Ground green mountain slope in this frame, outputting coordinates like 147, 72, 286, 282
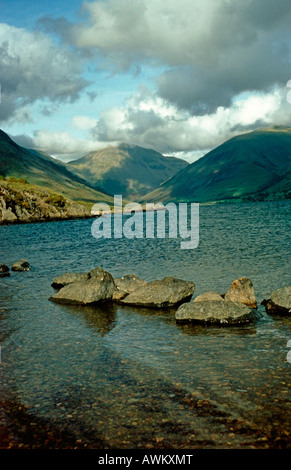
0, 129, 113, 206
142, 126, 291, 203
67, 143, 188, 199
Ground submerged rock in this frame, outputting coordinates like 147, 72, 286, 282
224, 277, 257, 309
119, 276, 195, 308
49, 267, 116, 305
0, 264, 10, 277
175, 300, 259, 325
261, 286, 291, 316
193, 291, 224, 302
11, 259, 30, 271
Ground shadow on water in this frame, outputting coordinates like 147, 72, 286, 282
57, 303, 119, 337
176, 322, 258, 337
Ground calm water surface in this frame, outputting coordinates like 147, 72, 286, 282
0, 201, 290, 448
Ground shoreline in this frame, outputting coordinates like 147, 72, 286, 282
1, 198, 290, 227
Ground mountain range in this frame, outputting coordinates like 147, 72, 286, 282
66, 143, 188, 199
142, 126, 291, 204
0, 125, 290, 225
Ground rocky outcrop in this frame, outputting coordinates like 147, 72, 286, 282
175, 300, 260, 325
118, 276, 195, 308
49, 267, 116, 305
224, 277, 257, 309
0, 179, 91, 225
261, 286, 291, 316
11, 259, 30, 271
193, 291, 224, 302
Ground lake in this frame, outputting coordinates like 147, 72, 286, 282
0, 200, 290, 449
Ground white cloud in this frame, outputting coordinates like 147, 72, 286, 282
2, 1, 291, 161
0, 23, 89, 123
12, 85, 290, 163
28, 129, 102, 161
72, 115, 98, 130
92, 85, 289, 159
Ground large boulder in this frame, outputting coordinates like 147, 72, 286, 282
119, 276, 195, 308
49, 267, 116, 305
11, 259, 30, 271
261, 286, 291, 316
224, 277, 257, 309
193, 291, 224, 302
51, 272, 89, 288
0, 264, 10, 278
175, 300, 259, 325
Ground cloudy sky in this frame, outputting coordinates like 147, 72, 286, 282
1, 0, 291, 162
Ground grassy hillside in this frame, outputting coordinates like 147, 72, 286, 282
142, 126, 291, 204
0, 129, 113, 206
67, 143, 188, 199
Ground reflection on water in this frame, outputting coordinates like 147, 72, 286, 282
0, 201, 291, 448
59, 303, 118, 337
176, 321, 258, 337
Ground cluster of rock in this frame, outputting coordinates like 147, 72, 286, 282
50, 267, 291, 326
178, 280, 290, 324
50, 268, 195, 308
176, 277, 260, 325
0, 259, 30, 277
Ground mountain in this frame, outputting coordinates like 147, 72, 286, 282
0, 129, 113, 206
142, 126, 291, 204
66, 143, 188, 199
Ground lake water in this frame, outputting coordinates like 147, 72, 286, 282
0, 201, 290, 449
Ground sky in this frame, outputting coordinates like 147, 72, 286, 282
0, 0, 291, 163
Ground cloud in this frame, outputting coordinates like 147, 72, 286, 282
0, 23, 89, 123
31, 129, 104, 161
72, 115, 98, 130
91, 85, 290, 159
2, 0, 291, 161
11, 85, 290, 163
12, 129, 105, 162
64, 0, 291, 112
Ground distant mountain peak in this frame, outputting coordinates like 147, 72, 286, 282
67, 143, 188, 199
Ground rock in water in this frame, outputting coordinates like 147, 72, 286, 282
0, 264, 10, 277
49, 267, 116, 305
51, 272, 90, 288
11, 259, 30, 271
119, 276, 195, 308
261, 286, 291, 316
175, 300, 259, 325
193, 291, 224, 302
224, 277, 257, 308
